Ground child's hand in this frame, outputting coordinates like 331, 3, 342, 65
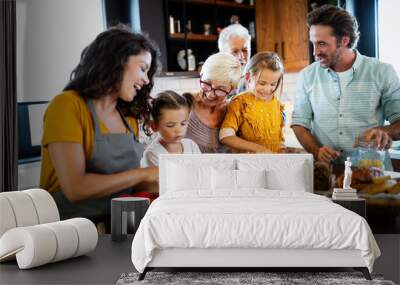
254, 145, 272, 153
279, 147, 306, 154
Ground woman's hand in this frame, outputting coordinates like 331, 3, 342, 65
133, 167, 159, 193
142, 167, 159, 183
48, 142, 157, 202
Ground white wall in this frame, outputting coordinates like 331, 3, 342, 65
16, 0, 105, 102
379, 0, 400, 76
16, 0, 105, 189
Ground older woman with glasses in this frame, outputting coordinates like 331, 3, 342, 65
185, 52, 242, 153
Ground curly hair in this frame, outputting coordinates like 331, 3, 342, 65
64, 24, 160, 135
307, 5, 360, 49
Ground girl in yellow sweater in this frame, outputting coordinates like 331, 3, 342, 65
219, 52, 285, 153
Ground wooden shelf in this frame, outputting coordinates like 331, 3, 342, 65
169, 33, 218, 41
171, 0, 255, 10
164, 0, 257, 71
170, 0, 214, 6
187, 0, 214, 5
216, 1, 255, 10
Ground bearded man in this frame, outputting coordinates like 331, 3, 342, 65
291, 5, 400, 169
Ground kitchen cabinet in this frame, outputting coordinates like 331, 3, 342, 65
164, 0, 257, 72
256, 0, 310, 72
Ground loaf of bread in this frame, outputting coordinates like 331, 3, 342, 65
387, 181, 400, 194
335, 166, 398, 195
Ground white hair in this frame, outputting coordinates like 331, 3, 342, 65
200, 52, 242, 88
218, 24, 251, 53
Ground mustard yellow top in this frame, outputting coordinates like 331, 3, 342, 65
40, 91, 139, 193
220, 92, 284, 153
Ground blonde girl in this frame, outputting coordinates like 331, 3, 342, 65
219, 52, 285, 153
140, 91, 201, 167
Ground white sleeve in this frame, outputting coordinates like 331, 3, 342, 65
141, 149, 159, 167
191, 140, 202, 153
219, 128, 236, 140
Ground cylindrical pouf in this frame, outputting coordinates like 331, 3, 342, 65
0, 192, 39, 227
23, 189, 60, 223
65, 218, 98, 257
42, 221, 79, 262
0, 218, 97, 269
0, 196, 17, 237
111, 197, 150, 242
0, 226, 57, 269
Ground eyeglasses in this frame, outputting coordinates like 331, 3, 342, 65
199, 79, 232, 99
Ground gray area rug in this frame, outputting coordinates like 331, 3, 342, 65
116, 271, 396, 285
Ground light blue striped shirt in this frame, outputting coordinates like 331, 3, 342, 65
291, 50, 400, 160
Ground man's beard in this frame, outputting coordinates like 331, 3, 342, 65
318, 46, 341, 69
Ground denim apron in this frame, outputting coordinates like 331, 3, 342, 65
52, 100, 144, 221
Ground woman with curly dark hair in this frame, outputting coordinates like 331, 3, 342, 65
40, 25, 160, 224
